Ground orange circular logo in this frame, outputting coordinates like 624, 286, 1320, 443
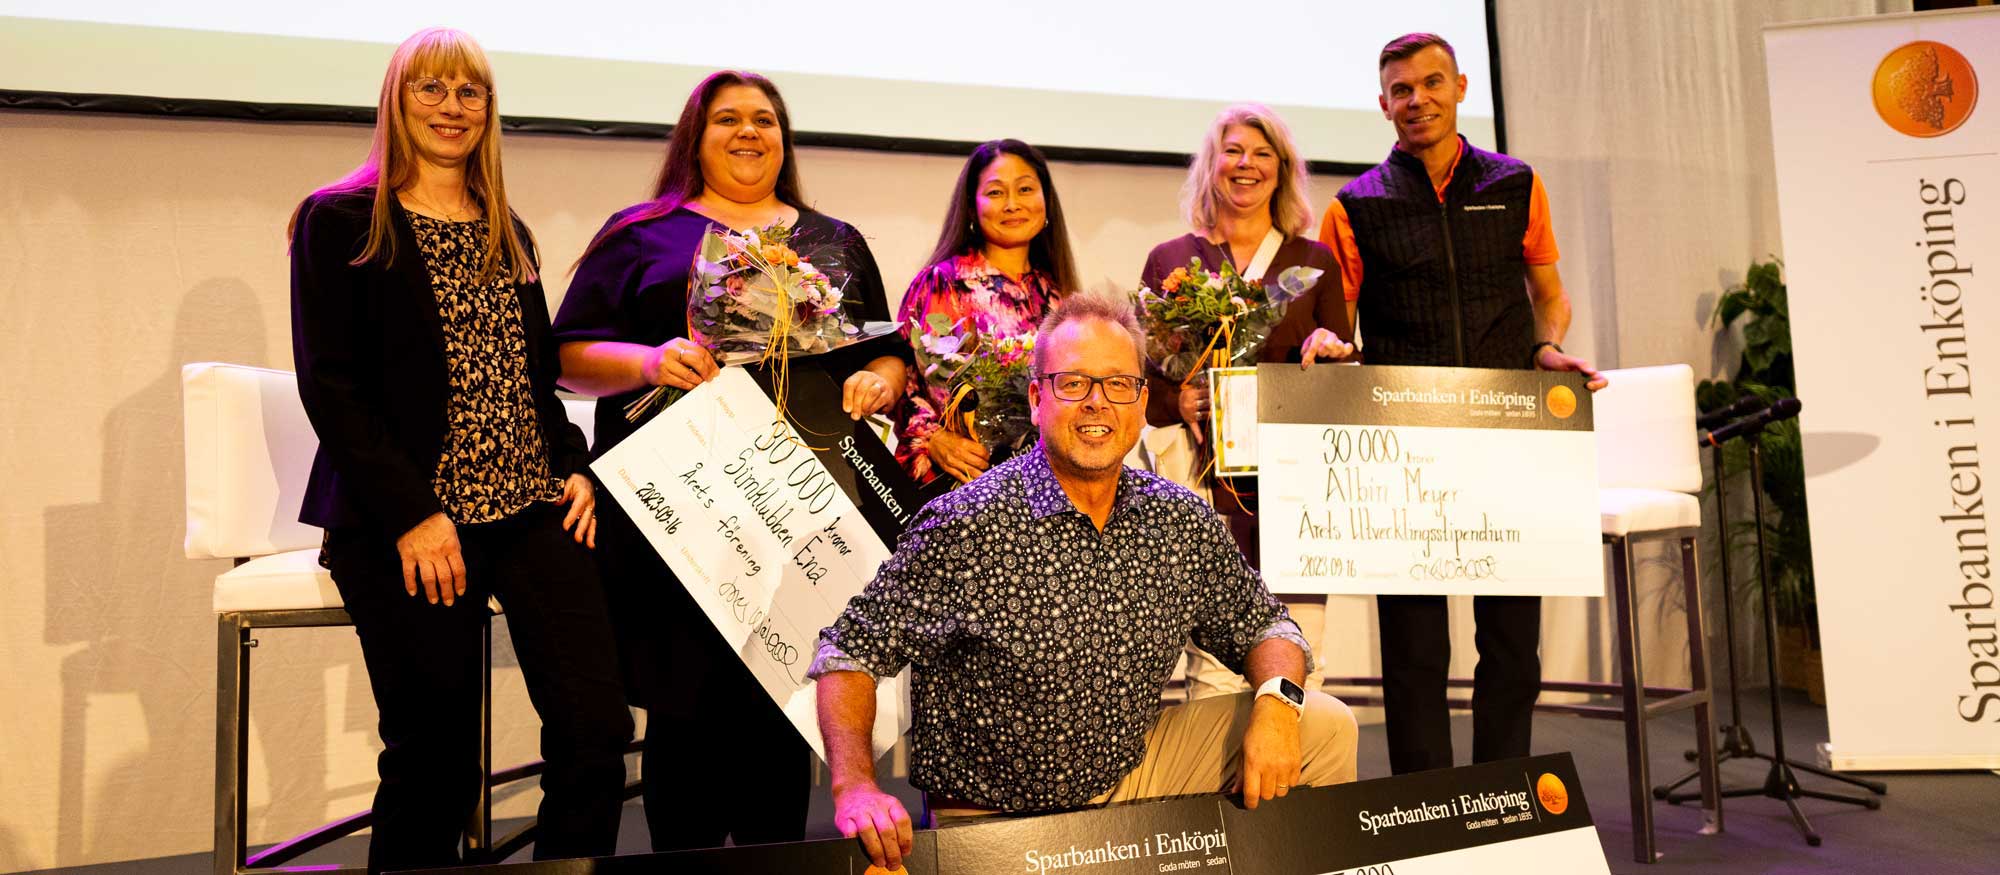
1536, 772, 1570, 815
1873, 41, 1978, 137
1546, 385, 1577, 420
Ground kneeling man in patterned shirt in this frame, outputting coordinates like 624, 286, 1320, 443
810, 290, 1359, 869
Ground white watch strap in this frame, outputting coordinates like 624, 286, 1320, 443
1255, 676, 1304, 716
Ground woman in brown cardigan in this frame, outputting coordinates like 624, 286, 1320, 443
1139, 103, 1356, 698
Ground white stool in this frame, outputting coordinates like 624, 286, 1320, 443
1594, 364, 1721, 863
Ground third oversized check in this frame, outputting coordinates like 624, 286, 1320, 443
1258, 364, 1603, 596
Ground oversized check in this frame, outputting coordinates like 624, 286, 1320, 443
422, 754, 1609, 875
1258, 364, 1602, 596
592, 365, 938, 760
1221, 753, 1610, 875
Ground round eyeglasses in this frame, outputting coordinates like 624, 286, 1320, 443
408, 78, 491, 111
1041, 372, 1144, 404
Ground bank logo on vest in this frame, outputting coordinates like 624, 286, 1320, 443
1872, 41, 1978, 137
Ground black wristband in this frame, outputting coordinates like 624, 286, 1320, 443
1529, 340, 1562, 367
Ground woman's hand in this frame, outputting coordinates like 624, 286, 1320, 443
557, 473, 598, 549
1177, 382, 1211, 445
1299, 328, 1356, 367
926, 429, 992, 484
396, 512, 465, 606
843, 368, 897, 421
642, 337, 719, 390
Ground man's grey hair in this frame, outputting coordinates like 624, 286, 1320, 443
1030, 289, 1148, 380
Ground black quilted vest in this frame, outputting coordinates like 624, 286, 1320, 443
1337, 138, 1536, 368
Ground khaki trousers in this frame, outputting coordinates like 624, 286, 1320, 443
932, 689, 1357, 825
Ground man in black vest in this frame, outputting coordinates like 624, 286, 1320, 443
1314, 32, 1606, 775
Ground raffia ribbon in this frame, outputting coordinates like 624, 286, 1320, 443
1180, 313, 1253, 515
1180, 313, 1237, 390
759, 280, 833, 451
942, 381, 981, 444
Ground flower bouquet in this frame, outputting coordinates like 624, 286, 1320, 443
909, 314, 1037, 459
623, 220, 863, 421
1134, 257, 1323, 385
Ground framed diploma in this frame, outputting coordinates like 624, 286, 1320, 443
1257, 364, 1603, 597
1209, 366, 1259, 478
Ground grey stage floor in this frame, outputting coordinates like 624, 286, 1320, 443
28, 688, 2000, 874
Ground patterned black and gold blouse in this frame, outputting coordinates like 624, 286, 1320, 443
410, 213, 563, 524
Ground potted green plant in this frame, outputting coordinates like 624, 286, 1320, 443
1696, 259, 1823, 703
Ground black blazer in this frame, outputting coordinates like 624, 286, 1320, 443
289, 188, 588, 536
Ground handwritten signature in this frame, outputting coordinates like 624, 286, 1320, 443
1409, 555, 1503, 583
716, 579, 805, 683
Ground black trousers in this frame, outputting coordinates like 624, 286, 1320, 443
326, 504, 633, 872
593, 496, 812, 852
1377, 594, 1541, 774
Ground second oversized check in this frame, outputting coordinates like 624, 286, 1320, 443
1256, 364, 1603, 597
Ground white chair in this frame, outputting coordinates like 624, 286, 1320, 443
1593, 364, 1721, 863
184, 362, 600, 874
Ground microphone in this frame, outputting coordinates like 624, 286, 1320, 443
1698, 397, 1802, 447
1697, 394, 1767, 430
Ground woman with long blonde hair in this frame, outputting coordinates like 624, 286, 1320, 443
289, 28, 630, 870
1139, 103, 1355, 699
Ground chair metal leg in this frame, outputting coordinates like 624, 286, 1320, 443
212, 608, 370, 874
1610, 537, 1658, 864
215, 614, 248, 875
467, 612, 495, 860
1679, 536, 1723, 835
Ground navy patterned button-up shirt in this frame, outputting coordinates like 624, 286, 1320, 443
808, 444, 1310, 812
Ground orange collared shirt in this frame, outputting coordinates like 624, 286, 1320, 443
1318, 142, 1560, 301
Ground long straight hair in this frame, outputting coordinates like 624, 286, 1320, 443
573, 70, 804, 269
1179, 103, 1315, 238
920, 139, 1079, 292
290, 27, 536, 283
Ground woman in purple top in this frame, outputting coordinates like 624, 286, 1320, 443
552, 70, 908, 852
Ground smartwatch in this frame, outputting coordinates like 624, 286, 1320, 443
1529, 340, 1563, 367
1255, 676, 1306, 718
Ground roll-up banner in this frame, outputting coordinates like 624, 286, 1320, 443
1765, 6, 2000, 770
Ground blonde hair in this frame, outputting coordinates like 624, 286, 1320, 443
294, 27, 536, 283
1178, 103, 1314, 238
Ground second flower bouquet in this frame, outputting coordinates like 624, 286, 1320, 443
1134, 256, 1323, 386
909, 314, 1038, 461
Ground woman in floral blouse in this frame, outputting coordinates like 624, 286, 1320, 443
896, 139, 1080, 484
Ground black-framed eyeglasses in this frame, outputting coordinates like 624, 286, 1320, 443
408, 78, 491, 111
1040, 372, 1144, 404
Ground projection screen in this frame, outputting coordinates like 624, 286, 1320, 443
0, 1, 1503, 168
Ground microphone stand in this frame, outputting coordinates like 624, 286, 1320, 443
1651, 420, 1884, 845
